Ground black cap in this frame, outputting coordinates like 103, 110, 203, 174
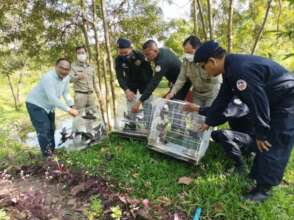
194, 40, 219, 63
117, 38, 131, 49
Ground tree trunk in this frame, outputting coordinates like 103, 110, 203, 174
251, 0, 273, 55
192, 0, 198, 36
80, 0, 92, 59
16, 71, 23, 110
91, 0, 102, 89
207, 0, 213, 40
196, 0, 207, 40
100, 0, 117, 119
6, 74, 19, 111
91, 0, 108, 126
102, 54, 111, 130
227, 0, 234, 53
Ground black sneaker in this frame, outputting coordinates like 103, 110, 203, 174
242, 186, 272, 202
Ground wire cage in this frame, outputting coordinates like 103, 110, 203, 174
148, 98, 212, 164
112, 97, 155, 139
58, 107, 107, 151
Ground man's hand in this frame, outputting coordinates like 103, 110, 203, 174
76, 73, 85, 80
68, 108, 79, 117
131, 101, 142, 113
183, 102, 200, 112
199, 123, 209, 132
165, 92, 175, 100
125, 89, 136, 102
256, 139, 272, 152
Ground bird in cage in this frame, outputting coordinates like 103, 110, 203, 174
59, 127, 73, 146
156, 104, 170, 144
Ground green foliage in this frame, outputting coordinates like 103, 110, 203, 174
0, 209, 9, 220
86, 196, 104, 220
110, 206, 122, 220
165, 19, 194, 56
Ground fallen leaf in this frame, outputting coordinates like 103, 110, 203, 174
178, 176, 193, 185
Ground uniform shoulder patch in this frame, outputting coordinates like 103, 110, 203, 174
135, 59, 141, 66
236, 79, 247, 91
155, 65, 161, 72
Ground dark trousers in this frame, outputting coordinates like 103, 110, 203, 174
212, 128, 293, 187
211, 130, 255, 167
26, 102, 55, 157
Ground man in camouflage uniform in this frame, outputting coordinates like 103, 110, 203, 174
70, 46, 99, 118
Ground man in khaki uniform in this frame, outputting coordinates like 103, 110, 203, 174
167, 36, 221, 107
70, 46, 99, 116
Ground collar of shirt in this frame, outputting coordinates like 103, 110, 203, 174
52, 70, 64, 81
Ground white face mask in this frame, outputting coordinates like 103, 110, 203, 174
183, 53, 194, 62
77, 54, 87, 63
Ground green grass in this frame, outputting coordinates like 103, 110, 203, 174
57, 135, 294, 220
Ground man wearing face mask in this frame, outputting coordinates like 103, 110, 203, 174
115, 38, 153, 129
70, 46, 99, 116
166, 36, 221, 107
26, 58, 79, 157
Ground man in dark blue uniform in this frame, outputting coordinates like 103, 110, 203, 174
191, 40, 294, 202
115, 38, 153, 129
131, 40, 191, 113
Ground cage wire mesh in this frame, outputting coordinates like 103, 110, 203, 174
148, 98, 212, 164
113, 96, 155, 138
58, 106, 107, 151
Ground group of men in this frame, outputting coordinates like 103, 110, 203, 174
26, 36, 294, 203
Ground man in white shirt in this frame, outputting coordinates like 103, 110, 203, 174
26, 58, 79, 157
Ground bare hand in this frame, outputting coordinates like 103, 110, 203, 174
165, 92, 175, 100
68, 108, 79, 117
131, 101, 141, 113
183, 102, 199, 112
256, 139, 272, 152
77, 73, 85, 80
198, 123, 209, 132
125, 89, 136, 102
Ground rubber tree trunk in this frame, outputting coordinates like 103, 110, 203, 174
227, 0, 234, 53
192, 0, 198, 36
196, 0, 207, 40
102, 54, 111, 130
6, 74, 19, 111
100, 0, 117, 120
80, 0, 92, 59
251, 0, 273, 55
207, 0, 213, 40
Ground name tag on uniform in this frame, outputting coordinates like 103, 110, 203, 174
135, 59, 141, 66
155, 65, 161, 72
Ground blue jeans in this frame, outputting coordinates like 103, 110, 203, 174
26, 102, 55, 157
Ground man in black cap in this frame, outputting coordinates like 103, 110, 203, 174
190, 40, 294, 202
115, 38, 153, 129
131, 40, 191, 113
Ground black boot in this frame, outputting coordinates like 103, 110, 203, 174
242, 184, 272, 202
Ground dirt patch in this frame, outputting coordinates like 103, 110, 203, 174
0, 158, 187, 220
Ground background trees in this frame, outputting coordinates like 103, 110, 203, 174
0, 0, 293, 122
